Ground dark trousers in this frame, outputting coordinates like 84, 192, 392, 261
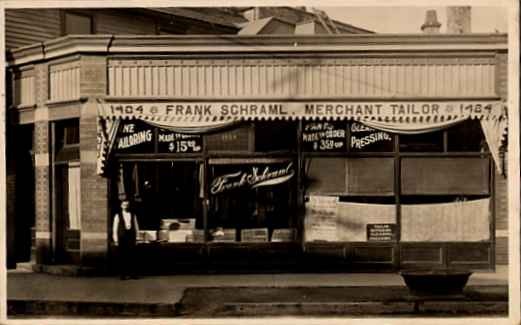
118, 237, 136, 277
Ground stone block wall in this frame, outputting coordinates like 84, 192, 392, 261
79, 56, 110, 267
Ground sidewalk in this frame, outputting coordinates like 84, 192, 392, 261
7, 265, 509, 318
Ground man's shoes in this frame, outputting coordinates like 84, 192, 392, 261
130, 275, 140, 280
120, 275, 130, 280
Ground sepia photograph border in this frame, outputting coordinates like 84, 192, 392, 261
0, 0, 518, 324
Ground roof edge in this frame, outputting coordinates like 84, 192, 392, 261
7, 33, 508, 66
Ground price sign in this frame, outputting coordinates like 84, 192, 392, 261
157, 129, 202, 153
302, 121, 346, 152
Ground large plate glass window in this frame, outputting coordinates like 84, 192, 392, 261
114, 161, 204, 243
208, 161, 297, 243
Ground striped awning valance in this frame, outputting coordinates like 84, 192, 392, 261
96, 99, 507, 175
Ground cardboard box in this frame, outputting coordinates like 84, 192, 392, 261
161, 218, 196, 230
143, 230, 157, 242
168, 229, 193, 242
212, 228, 236, 242
186, 229, 205, 242
271, 228, 297, 242
241, 228, 268, 242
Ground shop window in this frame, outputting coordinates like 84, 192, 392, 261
304, 195, 396, 242
63, 12, 94, 35
55, 119, 79, 162
56, 119, 79, 148
116, 162, 204, 242
399, 130, 444, 152
349, 122, 394, 152
401, 157, 490, 195
305, 158, 346, 195
447, 119, 487, 152
302, 121, 346, 152
67, 165, 81, 230
255, 121, 297, 152
209, 162, 297, 242
305, 157, 394, 196
206, 124, 252, 152
400, 197, 490, 242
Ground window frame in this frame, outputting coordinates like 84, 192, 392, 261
61, 10, 95, 36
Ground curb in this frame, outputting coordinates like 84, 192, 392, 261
8, 300, 179, 318
209, 300, 508, 317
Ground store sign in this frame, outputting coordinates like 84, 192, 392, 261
210, 162, 295, 194
115, 121, 155, 153
367, 224, 397, 241
157, 130, 202, 153
99, 101, 502, 121
350, 122, 393, 151
302, 121, 346, 152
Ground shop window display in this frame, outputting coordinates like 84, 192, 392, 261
206, 124, 252, 152
399, 130, 444, 152
209, 162, 297, 242
447, 119, 487, 152
255, 121, 297, 152
116, 162, 204, 243
399, 120, 491, 242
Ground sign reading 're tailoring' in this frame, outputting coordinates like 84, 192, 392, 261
100, 101, 502, 120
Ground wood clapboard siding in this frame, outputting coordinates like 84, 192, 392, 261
496, 53, 508, 99
49, 61, 81, 102
5, 9, 61, 50
108, 57, 497, 98
13, 70, 35, 106
95, 11, 156, 35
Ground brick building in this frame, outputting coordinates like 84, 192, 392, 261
5, 7, 508, 273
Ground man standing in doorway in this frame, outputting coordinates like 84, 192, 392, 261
112, 200, 140, 280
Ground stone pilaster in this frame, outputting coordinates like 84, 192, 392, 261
79, 56, 110, 267
33, 63, 52, 264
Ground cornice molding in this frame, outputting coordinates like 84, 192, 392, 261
7, 34, 508, 67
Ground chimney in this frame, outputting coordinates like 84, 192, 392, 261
421, 10, 441, 34
447, 6, 471, 34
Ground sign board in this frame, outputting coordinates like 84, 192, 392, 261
304, 196, 339, 242
114, 120, 203, 154
350, 122, 394, 151
302, 121, 346, 152
99, 101, 503, 122
114, 120, 155, 153
157, 129, 202, 153
367, 224, 397, 241
210, 162, 295, 195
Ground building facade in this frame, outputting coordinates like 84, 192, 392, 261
6, 33, 508, 273
5, 7, 372, 270
5, 8, 509, 273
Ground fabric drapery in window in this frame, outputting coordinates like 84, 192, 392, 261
67, 165, 81, 230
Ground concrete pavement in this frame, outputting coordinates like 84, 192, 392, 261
6, 265, 509, 318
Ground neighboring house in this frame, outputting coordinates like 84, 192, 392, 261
5, 7, 371, 51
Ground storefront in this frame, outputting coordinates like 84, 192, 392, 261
7, 34, 508, 273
